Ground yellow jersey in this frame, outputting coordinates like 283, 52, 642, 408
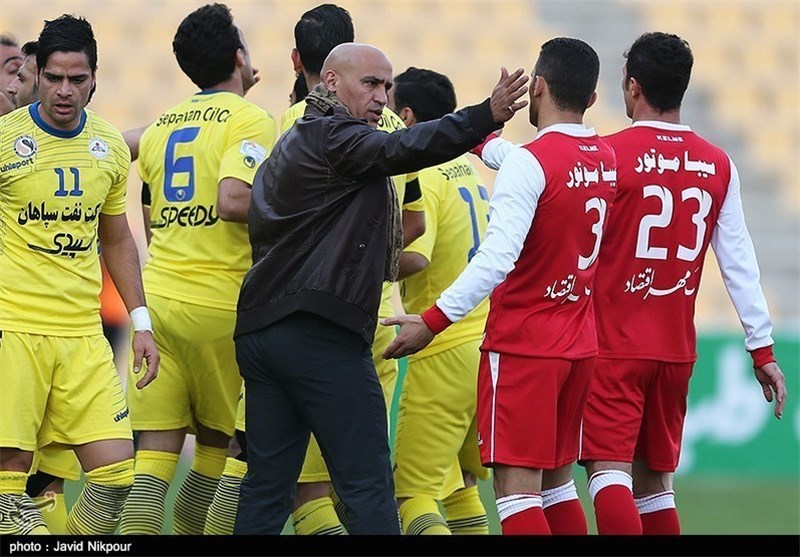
400, 154, 490, 359
139, 90, 277, 310
280, 101, 423, 319
0, 103, 130, 336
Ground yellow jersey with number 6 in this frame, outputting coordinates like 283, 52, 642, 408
139, 90, 277, 310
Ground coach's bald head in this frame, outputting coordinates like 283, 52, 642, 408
321, 43, 393, 127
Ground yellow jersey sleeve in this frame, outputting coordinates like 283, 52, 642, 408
403, 172, 441, 262
219, 103, 278, 185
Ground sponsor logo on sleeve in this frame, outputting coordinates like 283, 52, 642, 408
240, 140, 267, 167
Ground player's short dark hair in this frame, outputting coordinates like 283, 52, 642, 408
534, 37, 599, 114
625, 32, 693, 112
36, 15, 97, 72
294, 4, 354, 76
21, 41, 38, 58
393, 67, 457, 122
173, 3, 243, 89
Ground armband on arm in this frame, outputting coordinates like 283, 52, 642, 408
130, 306, 153, 332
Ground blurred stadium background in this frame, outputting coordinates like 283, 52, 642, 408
3, 0, 797, 535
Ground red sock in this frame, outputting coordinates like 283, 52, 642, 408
544, 499, 588, 535
641, 508, 680, 535
594, 485, 642, 535
501, 506, 551, 535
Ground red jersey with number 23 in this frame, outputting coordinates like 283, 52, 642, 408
595, 123, 732, 362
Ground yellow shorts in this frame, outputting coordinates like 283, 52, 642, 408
0, 331, 132, 451
394, 339, 490, 500
127, 294, 242, 436
297, 321, 398, 483
31, 445, 82, 482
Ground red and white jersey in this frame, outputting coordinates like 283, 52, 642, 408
596, 121, 774, 362
436, 124, 617, 358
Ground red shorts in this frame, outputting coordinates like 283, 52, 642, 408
477, 351, 595, 469
579, 358, 693, 472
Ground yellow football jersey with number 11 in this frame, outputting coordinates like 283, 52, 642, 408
0, 103, 130, 336
139, 90, 277, 310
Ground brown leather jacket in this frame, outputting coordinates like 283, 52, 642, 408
235, 99, 500, 344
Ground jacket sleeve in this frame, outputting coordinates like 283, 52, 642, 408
326, 99, 501, 180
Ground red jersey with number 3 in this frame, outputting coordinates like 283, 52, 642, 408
595, 123, 732, 362
482, 131, 617, 358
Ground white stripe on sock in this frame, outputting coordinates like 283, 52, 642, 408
587, 470, 633, 501
496, 494, 542, 522
541, 479, 579, 509
635, 491, 675, 514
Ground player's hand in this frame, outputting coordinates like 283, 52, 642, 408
131, 330, 160, 389
380, 314, 435, 359
489, 67, 529, 124
754, 361, 787, 419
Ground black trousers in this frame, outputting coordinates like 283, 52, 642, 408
233, 311, 400, 535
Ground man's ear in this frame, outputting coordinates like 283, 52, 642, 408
587, 90, 598, 109
235, 48, 246, 69
322, 69, 337, 92
532, 74, 546, 98
291, 48, 303, 73
628, 77, 642, 101
398, 106, 416, 127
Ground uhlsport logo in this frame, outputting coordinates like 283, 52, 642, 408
13, 135, 37, 159
89, 136, 109, 159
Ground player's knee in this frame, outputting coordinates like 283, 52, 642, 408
632, 469, 672, 498
0, 447, 33, 472
195, 424, 231, 449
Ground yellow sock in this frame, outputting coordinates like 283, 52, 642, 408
443, 486, 489, 534
172, 444, 226, 535
292, 496, 346, 535
399, 496, 451, 535
204, 457, 247, 535
119, 450, 179, 535
0, 471, 49, 535
66, 458, 134, 535
34, 492, 68, 534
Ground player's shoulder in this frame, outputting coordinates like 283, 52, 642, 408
229, 94, 274, 121
83, 109, 131, 163
422, 153, 478, 187
0, 104, 34, 135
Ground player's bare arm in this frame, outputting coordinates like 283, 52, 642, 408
217, 177, 252, 222
98, 212, 160, 388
